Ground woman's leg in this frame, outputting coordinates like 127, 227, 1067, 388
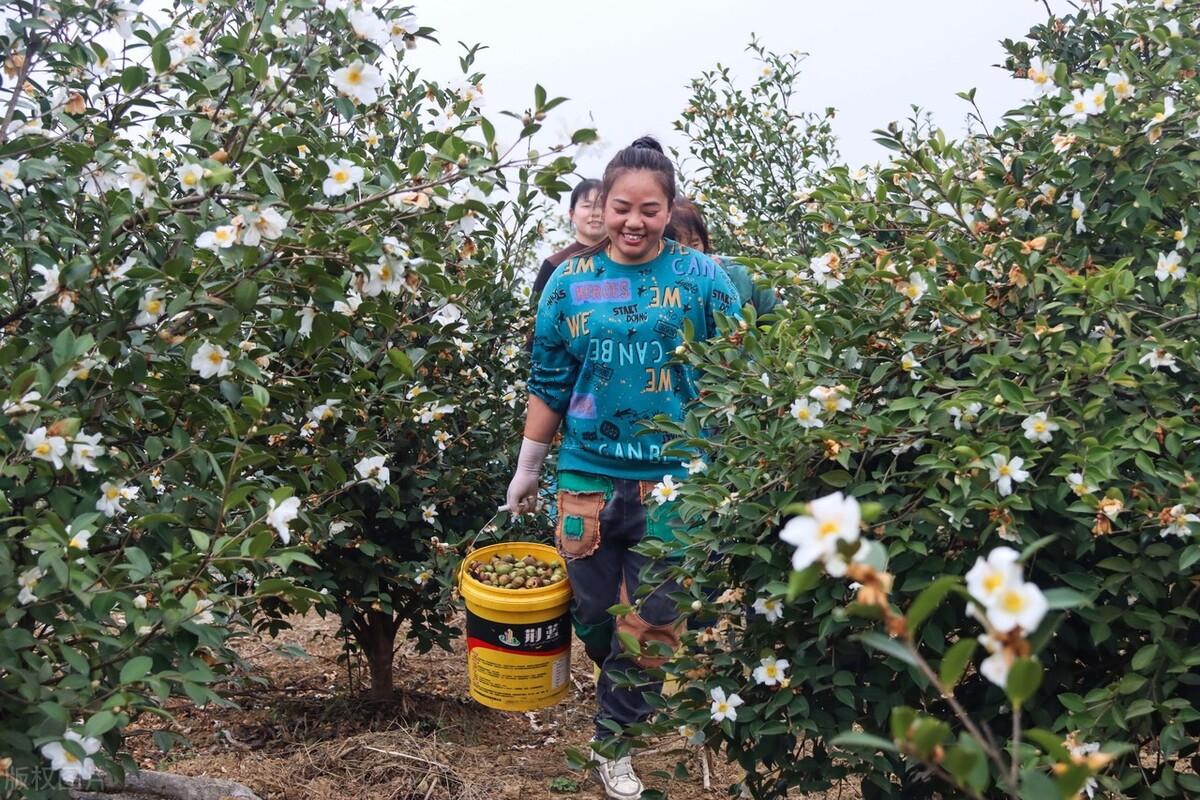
594, 478, 683, 739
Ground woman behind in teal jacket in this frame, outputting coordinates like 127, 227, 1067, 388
665, 197, 777, 317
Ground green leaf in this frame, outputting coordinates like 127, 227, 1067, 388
830, 731, 898, 753
1019, 768, 1059, 800
616, 631, 641, 656
1043, 587, 1090, 610
1006, 658, 1043, 706
84, 710, 118, 737
1024, 728, 1070, 760
1124, 698, 1155, 719
152, 42, 170, 73
1130, 643, 1158, 671
939, 638, 977, 690
857, 632, 918, 667
905, 575, 959, 634
387, 348, 414, 376
120, 655, 153, 684
786, 563, 821, 600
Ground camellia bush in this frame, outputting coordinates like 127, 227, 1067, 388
673, 37, 838, 260
0, 0, 584, 796
634, 2, 1200, 798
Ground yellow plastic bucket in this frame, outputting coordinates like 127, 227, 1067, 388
458, 542, 572, 711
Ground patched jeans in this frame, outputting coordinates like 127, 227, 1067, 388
555, 470, 684, 739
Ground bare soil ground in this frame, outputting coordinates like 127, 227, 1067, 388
124, 612, 763, 800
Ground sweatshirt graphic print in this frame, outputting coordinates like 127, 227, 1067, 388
528, 240, 740, 480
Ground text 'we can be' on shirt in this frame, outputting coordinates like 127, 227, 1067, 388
528, 240, 740, 480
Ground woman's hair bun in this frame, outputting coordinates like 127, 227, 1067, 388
630, 136, 664, 154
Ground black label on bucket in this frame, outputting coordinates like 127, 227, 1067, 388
466, 609, 571, 654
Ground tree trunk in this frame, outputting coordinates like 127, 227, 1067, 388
357, 609, 398, 701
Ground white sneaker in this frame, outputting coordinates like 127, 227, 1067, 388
592, 748, 644, 799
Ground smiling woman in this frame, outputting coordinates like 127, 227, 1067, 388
507, 135, 741, 799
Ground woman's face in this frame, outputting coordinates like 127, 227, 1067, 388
675, 224, 706, 253
570, 190, 605, 245
603, 170, 671, 265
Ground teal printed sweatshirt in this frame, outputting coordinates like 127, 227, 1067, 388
529, 240, 741, 480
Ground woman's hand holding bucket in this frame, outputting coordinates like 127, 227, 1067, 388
502, 437, 550, 515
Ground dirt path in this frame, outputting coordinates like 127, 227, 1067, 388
125, 612, 747, 799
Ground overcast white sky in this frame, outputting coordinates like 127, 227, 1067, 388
415, 0, 1070, 185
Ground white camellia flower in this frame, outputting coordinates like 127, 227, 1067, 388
789, 399, 824, 429
752, 655, 790, 687
192, 598, 215, 625
96, 481, 127, 516
18, 566, 44, 605
685, 457, 708, 475
388, 13, 418, 47
965, 547, 1021, 606
348, 8, 388, 44
989, 454, 1030, 497
1139, 346, 1181, 373
752, 595, 784, 622
0, 158, 26, 191
266, 496, 301, 544
1145, 95, 1175, 132
650, 475, 679, 505
1026, 56, 1056, 96
242, 207, 288, 247
196, 224, 239, 252
67, 525, 91, 551
977, 634, 1014, 688
900, 351, 921, 375
432, 430, 451, 451
1155, 250, 1185, 282
1086, 82, 1106, 115
177, 163, 204, 193
322, 158, 364, 198
135, 289, 166, 326
4, 390, 42, 416
453, 80, 485, 110
333, 289, 363, 316
709, 687, 743, 723
41, 731, 102, 784
58, 357, 102, 387
1066, 473, 1098, 497
501, 384, 518, 407
191, 342, 233, 378
330, 60, 385, 105
986, 580, 1049, 633
1175, 223, 1189, 251
808, 252, 843, 289
1060, 89, 1092, 125
421, 502, 439, 523
133, 593, 148, 610
355, 455, 390, 489
119, 161, 152, 203
70, 431, 103, 472
31, 264, 60, 305
308, 400, 341, 424
779, 491, 861, 572
362, 257, 405, 296
172, 27, 202, 57
809, 385, 851, 414
1106, 70, 1134, 102
899, 272, 928, 302
24, 426, 68, 469
949, 401, 983, 431
298, 303, 316, 338
1160, 504, 1200, 538
430, 302, 465, 328
1021, 412, 1059, 443
1070, 193, 1087, 233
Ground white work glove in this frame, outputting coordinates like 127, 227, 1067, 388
503, 437, 550, 515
